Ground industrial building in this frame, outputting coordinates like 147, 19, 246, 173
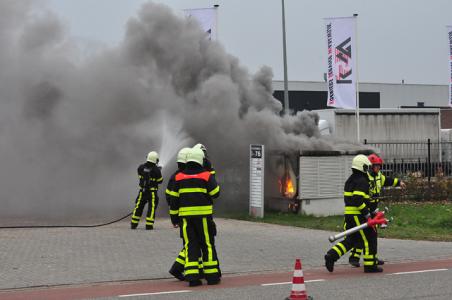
272, 81, 449, 110
266, 81, 452, 216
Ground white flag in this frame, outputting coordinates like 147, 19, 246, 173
447, 26, 452, 107
184, 8, 218, 41
324, 17, 357, 109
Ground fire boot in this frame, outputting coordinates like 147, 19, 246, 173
364, 266, 383, 273
189, 279, 202, 287
349, 257, 360, 268
377, 258, 385, 265
131, 224, 137, 230
145, 225, 153, 230
325, 254, 335, 272
169, 266, 185, 281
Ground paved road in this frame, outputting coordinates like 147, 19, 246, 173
1, 218, 451, 299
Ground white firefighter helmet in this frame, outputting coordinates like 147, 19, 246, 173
146, 151, 159, 164
194, 143, 207, 153
351, 154, 371, 173
186, 147, 204, 166
177, 147, 191, 164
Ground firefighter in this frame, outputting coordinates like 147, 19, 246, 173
349, 153, 405, 267
170, 147, 221, 286
325, 154, 383, 273
193, 143, 215, 176
166, 147, 192, 281
130, 151, 163, 230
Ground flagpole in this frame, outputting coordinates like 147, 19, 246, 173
281, 0, 290, 115
214, 4, 219, 40
353, 13, 360, 143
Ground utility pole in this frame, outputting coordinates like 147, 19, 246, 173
281, 0, 290, 114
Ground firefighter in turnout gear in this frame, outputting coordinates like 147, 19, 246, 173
170, 147, 221, 287
325, 154, 383, 273
166, 147, 195, 281
131, 151, 163, 230
349, 153, 405, 267
193, 143, 216, 176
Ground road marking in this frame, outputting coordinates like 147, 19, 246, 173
390, 268, 448, 275
261, 279, 325, 286
118, 290, 191, 297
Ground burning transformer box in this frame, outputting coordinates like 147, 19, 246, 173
265, 150, 372, 216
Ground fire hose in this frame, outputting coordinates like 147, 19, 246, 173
0, 212, 132, 229
328, 211, 389, 243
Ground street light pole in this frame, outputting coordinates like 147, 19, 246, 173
281, 0, 290, 114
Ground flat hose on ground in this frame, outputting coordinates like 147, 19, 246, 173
0, 212, 132, 229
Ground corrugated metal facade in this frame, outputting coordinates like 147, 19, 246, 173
272, 81, 448, 108
315, 109, 441, 143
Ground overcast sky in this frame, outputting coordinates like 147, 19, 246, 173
47, 0, 452, 85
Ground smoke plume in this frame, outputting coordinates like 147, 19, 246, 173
0, 1, 358, 222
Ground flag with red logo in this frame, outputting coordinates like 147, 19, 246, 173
325, 17, 357, 109
447, 26, 452, 107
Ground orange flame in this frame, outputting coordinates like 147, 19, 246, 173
285, 177, 294, 195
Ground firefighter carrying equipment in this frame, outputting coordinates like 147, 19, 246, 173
351, 154, 372, 173
147, 151, 159, 164
169, 161, 221, 285
349, 155, 400, 266
325, 167, 381, 273
131, 159, 163, 230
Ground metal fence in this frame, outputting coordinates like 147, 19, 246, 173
364, 139, 452, 180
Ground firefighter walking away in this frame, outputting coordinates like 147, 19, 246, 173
131, 151, 163, 230
170, 147, 221, 287
349, 153, 405, 267
324, 154, 383, 273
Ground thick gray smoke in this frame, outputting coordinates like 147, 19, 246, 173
0, 1, 359, 222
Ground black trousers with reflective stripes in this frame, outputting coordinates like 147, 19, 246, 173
180, 216, 220, 282
170, 247, 204, 277
131, 190, 159, 228
350, 228, 379, 262
327, 215, 378, 268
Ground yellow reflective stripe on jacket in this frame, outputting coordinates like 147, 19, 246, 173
166, 189, 179, 197
344, 191, 370, 198
393, 178, 398, 186
185, 269, 199, 275
344, 207, 362, 215
186, 261, 199, 267
204, 268, 219, 274
156, 177, 163, 182
169, 209, 179, 215
179, 205, 213, 216
209, 186, 220, 196
179, 188, 207, 194
357, 203, 366, 210
344, 202, 367, 214
210, 170, 216, 175
352, 191, 370, 198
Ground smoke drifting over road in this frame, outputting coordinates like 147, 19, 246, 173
0, 1, 356, 221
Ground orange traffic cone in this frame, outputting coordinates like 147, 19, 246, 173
286, 258, 313, 300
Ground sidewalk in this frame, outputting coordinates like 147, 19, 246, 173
1, 218, 452, 290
